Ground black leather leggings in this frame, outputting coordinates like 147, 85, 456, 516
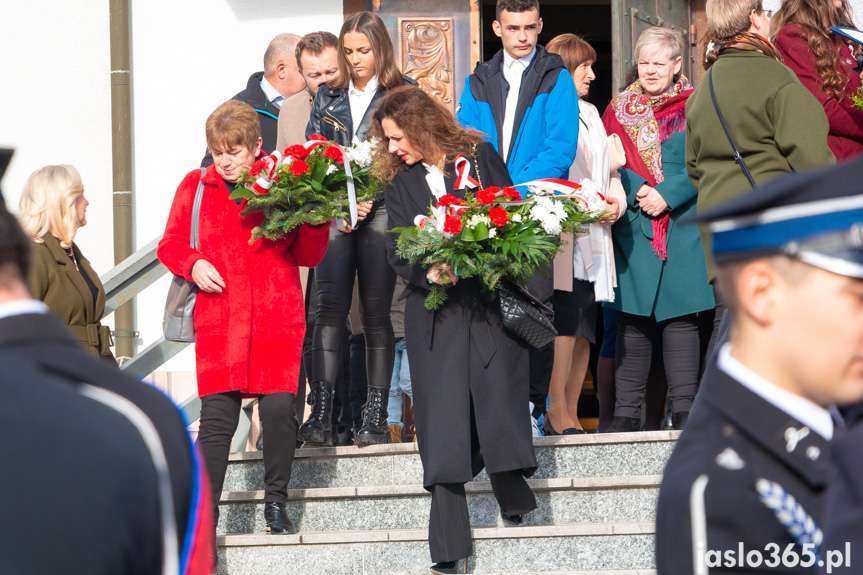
311, 201, 396, 391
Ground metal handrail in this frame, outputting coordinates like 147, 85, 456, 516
100, 237, 206, 442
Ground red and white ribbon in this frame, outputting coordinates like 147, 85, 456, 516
453, 156, 480, 190
516, 178, 604, 210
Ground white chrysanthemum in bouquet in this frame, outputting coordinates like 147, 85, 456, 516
574, 178, 606, 215
344, 137, 376, 168
529, 196, 567, 235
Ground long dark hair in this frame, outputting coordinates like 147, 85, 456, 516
369, 86, 486, 182
771, 0, 858, 100
330, 12, 403, 91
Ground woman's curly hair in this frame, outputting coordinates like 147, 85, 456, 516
771, 0, 859, 101
369, 86, 486, 182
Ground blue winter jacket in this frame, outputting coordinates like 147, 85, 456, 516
457, 46, 579, 184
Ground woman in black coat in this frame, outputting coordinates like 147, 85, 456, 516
300, 11, 414, 446
371, 86, 538, 574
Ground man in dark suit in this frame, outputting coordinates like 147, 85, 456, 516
0, 205, 214, 573
202, 33, 305, 166
656, 158, 863, 574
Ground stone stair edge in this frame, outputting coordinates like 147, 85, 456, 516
217, 521, 656, 547
227, 431, 680, 462
220, 475, 664, 503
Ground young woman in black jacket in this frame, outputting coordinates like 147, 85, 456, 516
300, 11, 414, 446
372, 86, 538, 574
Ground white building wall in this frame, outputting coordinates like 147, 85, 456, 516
1, 0, 343, 374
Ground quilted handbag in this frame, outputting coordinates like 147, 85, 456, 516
163, 168, 206, 343
498, 280, 557, 349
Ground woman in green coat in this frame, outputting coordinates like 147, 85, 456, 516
601, 28, 714, 432
18, 165, 114, 361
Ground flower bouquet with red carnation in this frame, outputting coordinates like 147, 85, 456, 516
394, 179, 606, 310
229, 135, 383, 243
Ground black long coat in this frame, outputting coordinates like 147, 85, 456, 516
656, 362, 832, 574
385, 141, 538, 488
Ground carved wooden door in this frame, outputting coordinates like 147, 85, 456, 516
372, 0, 481, 113
611, 0, 691, 92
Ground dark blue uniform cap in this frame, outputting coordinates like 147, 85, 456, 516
697, 157, 863, 278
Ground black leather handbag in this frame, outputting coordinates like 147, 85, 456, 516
498, 280, 557, 348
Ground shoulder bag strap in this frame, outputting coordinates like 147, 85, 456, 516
190, 167, 206, 251
709, 68, 757, 189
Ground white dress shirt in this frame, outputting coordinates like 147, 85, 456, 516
348, 76, 379, 139
718, 343, 834, 440
422, 162, 448, 201
259, 76, 284, 109
0, 299, 48, 320
501, 48, 536, 161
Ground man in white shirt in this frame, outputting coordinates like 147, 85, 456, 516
655, 158, 863, 574
457, 0, 580, 433
203, 33, 305, 165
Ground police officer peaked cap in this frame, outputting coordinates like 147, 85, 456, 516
697, 157, 863, 278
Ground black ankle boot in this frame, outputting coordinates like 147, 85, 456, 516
356, 388, 391, 447
672, 411, 689, 430
606, 416, 642, 433
264, 502, 297, 534
297, 381, 333, 445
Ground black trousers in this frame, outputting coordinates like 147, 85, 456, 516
527, 266, 555, 418
429, 471, 536, 562
311, 201, 396, 391
199, 391, 297, 510
614, 312, 702, 418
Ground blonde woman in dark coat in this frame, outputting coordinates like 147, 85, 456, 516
18, 165, 114, 361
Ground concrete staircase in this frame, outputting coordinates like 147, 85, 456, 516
216, 431, 678, 575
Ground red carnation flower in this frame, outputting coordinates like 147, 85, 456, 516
285, 145, 309, 160
249, 158, 267, 178
475, 188, 498, 204
437, 194, 465, 207
488, 206, 509, 227
502, 187, 521, 200
308, 134, 328, 142
324, 145, 344, 164
443, 213, 463, 234
289, 159, 311, 177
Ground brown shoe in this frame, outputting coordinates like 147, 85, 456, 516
389, 423, 403, 443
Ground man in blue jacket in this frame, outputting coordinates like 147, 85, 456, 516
457, 0, 579, 185
458, 0, 579, 432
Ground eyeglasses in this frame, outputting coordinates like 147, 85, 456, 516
762, 8, 773, 17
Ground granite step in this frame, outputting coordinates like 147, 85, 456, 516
216, 522, 657, 575
217, 475, 661, 535
223, 431, 677, 493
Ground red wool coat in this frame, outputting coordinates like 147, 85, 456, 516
157, 165, 329, 397
775, 23, 863, 162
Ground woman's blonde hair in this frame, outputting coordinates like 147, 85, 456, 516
634, 27, 684, 61
706, 0, 762, 39
18, 165, 84, 248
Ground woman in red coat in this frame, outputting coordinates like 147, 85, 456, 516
772, 0, 863, 161
158, 101, 329, 537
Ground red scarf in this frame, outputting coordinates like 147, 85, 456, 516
602, 76, 693, 260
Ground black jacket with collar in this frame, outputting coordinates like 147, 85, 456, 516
656, 362, 832, 574
202, 71, 281, 165
306, 75, 417, 147
0, 311, 196, 552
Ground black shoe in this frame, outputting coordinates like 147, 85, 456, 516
543, 417, 582, 436
606, 416, 642, 433
430, 560, 464, 574
356, 388, 391, 447
264, 502, 297, 534
297, 381, 334, 446
672, 411, 689, 430
501, 510, 524, 526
